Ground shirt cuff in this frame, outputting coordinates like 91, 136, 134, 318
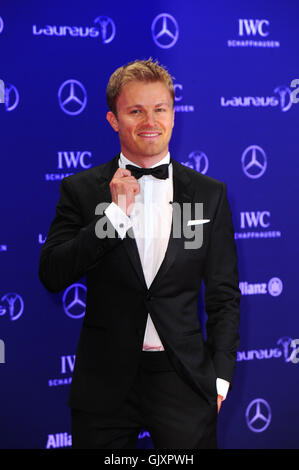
104, 202, 132, 240
216, 378, 230, 400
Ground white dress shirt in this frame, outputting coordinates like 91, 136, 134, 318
104, 152, 229, 399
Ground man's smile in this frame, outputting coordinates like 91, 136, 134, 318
137, 131, 162, 139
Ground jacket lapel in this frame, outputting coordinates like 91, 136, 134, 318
99, 154, 147, 290
123, 228, 148, 289
149, 158, 195, 290
99, 156, 195, 291
97, 154, 119, 202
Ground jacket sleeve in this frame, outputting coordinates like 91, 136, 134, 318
38, 176, 123, 293
203, 182, 241, 385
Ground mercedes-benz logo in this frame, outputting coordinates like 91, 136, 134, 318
181, 151, 209, 175
242, 145, 267, 179
63, 283, 86, 319
0, 83, 20, 112
0, 17, 4, 34
94, 16, 116, 44
268, 277, 283, 297
246, 398, 271, 433
0, 293, 24, 321
151, 13, 179, 49
58, 79, 87, 116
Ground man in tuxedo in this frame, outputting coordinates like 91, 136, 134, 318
39, 59, 240, 449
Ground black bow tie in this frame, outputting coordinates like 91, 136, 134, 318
125, 163, 169, 180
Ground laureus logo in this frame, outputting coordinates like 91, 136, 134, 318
0, 293, 24, 321
32, 16, 116, 44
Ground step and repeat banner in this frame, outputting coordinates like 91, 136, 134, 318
0, 0, 298, 449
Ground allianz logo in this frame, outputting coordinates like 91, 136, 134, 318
46, 432, 72, 449
239, 277, 283, 297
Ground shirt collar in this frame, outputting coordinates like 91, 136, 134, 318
119, 152, 170, 169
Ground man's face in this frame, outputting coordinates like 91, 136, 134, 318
106, 80, 175, 166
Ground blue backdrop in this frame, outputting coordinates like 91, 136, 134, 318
1, 0, 299, 449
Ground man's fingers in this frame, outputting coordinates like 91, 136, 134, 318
126, 192, 136, 216
113, 167, 132, 178
217, 395, 223, 414
109, 167, 140, 215
111, 179, 140, 195
132, 181, 140, 195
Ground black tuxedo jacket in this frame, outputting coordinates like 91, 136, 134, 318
39, 155, 240, 413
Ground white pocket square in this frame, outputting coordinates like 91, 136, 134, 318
187, 219, 210, 226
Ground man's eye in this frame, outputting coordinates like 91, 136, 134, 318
131, 109, 141, 114
156, 108, 165, 112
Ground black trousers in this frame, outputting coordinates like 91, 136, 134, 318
71, 351, 218, 449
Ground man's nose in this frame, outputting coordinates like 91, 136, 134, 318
143, 111, 156, 127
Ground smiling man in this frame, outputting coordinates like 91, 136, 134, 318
39, 59, 240, 449
106, 80, 174, 166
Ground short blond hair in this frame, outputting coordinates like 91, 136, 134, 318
106, 58, 175, 115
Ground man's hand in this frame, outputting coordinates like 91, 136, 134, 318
109, 168, 140, 216
217, 394, 224, 414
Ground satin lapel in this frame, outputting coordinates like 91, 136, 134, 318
99, 156, 195, 291
96, 156, 118, 209
149, 159, 195, 290
100, 154, 147, 290
123, 228, 148, 290
98, 154, 119, 199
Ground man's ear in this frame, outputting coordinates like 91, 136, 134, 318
106, 111, 119, 132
